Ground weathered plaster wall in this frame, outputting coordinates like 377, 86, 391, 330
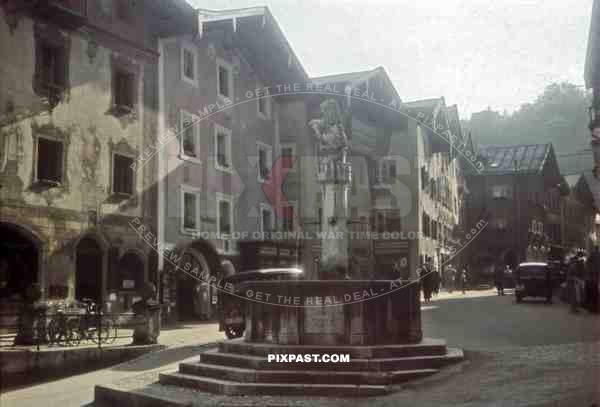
0, 9, 158, 303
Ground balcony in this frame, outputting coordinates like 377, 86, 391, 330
32, 0, 87, 29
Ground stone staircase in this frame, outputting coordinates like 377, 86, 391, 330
94, 338, 464, 404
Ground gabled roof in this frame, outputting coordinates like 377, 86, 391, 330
477, 144, 553, 175
311, 69, 375, 85
404, 97, 444, 119
197, 6, 308, 82
311, 66, 401, 101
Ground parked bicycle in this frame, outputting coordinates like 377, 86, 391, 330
68, 299, 117, 346
46, 299, 117, 346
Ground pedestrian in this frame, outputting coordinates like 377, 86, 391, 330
420, 261, 434, 304
568, 252, 585, 313
446, 265, 456, 293
460, 266, 468, 294
433, 270, 441, 296
585, 247, 599, 313
495, 265, 508, 296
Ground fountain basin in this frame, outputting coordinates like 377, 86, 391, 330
239, 280, 422, 345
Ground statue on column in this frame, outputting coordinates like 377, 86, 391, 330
308, 99, 351, 161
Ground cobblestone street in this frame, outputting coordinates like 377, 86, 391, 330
3, 290, 599, 406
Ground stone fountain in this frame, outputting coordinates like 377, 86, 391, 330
93, 100, 463, 403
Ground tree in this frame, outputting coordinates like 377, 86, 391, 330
465, 82, 592, 174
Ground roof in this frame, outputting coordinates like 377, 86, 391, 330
476, 144, 552, 175
404, 97, 444, 118
197, 6, 308, 81
311, 66, 401, 101
311, 69, 376, 85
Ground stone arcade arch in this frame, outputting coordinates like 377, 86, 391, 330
75, 234, 106, 303
164, 239, 224, 323
0, 222, 43, 301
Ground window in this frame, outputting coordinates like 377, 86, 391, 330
421, 167, 428, 190
280, 144, 296, 170
182, 189, 199, 232
282, 203, 296, 232
181, 45, 197, 85
260, 204, 275, 234
180, 110, 198, 158
377, 159, 396, 183
257, 142, 272, 181
217, 194, 233, 253
37, 44, 66, 93
217, 62, 232, 98
36, 137, 63, 184
491, 184, 512, 199
257, 86, 271, 118
112, 68, 135, 113
376, 212, 386, 234
214, 125, 232, 171
112, 153, 134, 195
34, 32, 68, 104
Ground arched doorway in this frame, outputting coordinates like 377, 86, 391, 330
75, 237, 103, 302
117, 251, 145, 310
0, 223, 40, 301
177, 249, 212, 321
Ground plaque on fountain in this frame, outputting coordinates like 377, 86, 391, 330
303, 303, 345, 344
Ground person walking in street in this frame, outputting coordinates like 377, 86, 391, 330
460, 266, 468, 294
495, 265, 508, 296
585, 247, 599, 313
420, 260, 434, 304
433, 270, 441, 296
446, 264, 456, 293
568, 252, 585, 313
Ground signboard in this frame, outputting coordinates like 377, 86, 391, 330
212, 295, 218, 305
122, 279, 135, 289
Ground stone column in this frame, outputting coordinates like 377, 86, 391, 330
318, 155, 352, 279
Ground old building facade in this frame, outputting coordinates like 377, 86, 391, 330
0, 0, 193, 314
156, 7, 309, 322
585, 0, 600, 179
465, 144, 564, 281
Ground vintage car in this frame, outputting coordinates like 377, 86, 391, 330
218, 267, 303, 339
514, 262, 553, 303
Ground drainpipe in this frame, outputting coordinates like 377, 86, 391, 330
157, 39, 166, 279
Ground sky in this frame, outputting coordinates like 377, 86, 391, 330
189, 0, 593, 119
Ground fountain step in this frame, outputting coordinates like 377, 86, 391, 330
158, 371, 390, 397
179, 361, 438, 385
199, 347, 463, 372
219, 337, 448, 358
